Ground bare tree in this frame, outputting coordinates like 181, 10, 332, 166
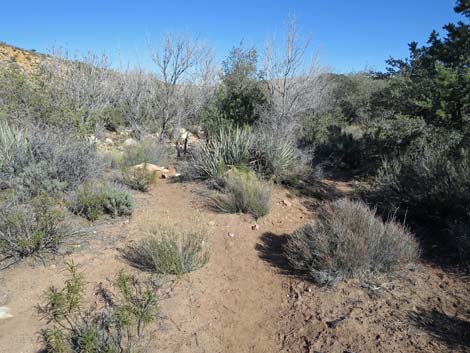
38, 49, 115, 131
148, 34, 215, 138
261, 16, 328, 135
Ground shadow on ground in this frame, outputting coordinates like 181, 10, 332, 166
255, 232, 308, 281
409, 307, 470, 351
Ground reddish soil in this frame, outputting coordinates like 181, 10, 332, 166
0, 179, 469, 353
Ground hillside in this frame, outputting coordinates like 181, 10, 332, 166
0, 42, 46, 72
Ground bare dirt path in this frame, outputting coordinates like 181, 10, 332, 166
0, 180, 312, 353
1, 179, 469, 353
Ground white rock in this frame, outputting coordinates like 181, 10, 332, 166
123, 138, 137, 146
0, 307, 12, 320
282, 199, 292, 207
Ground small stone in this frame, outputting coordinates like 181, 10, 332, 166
104, 138, 114, 145
227, 232, 235, 238
282, 199, 292, 207
50, 264, 56, 269
0, 307, 12, 320
251, 223, 259, 230
167, 166, 177, 177
123, 219, 130, 225
208, 221, 216, 226
123, 138, 137, 146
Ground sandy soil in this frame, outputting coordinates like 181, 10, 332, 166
0, 179, 469, 353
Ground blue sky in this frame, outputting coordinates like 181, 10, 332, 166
1, 0, 463, 73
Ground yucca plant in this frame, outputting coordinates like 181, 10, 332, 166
253, 131, 300, 179
189, 126, 252, 180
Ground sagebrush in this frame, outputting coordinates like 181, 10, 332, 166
284, 198, 419, 284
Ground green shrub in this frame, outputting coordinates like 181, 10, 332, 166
68, 183, 134, 221
38, 262, 159, 353
284, 198, 419, 284
121, 138, 170, 167
0, 195, 66, 268
101, 183, 135, 218
375, 144, 470, 222
121, 165, 156, 192
212, 169, 272, 219
67, 184, 104, 221
124, 219, 209, 275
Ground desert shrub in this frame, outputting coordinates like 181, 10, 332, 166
101, 183, 135, 218
284, 198, 419, 284
188, 126, 252, 180
67, 184, 105, 221
0, 123, 103, 196
375, 144, 470, 222
301, 113, 341, 147
121, 165, 156, 192
27, 130, 103, 190
0, 195, 66, 268
38, 262, 159, 353
0, 121, 28, 173
124, 219, 209, 274
68, 183, 134, 221
212, 169, 272, 219
253, 130, 301, 178
121, 138, 170, 168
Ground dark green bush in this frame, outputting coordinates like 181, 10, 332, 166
284, 198, 419, 284
38, 262, 159, 353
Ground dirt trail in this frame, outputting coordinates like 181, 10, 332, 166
2, 180, 469, 353
0, 180, 312, 353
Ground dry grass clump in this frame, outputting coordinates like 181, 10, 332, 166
124, 218, 209, 275
284, 198, 419, 284
211, 169, 272, 219
121, 164, 156, 192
